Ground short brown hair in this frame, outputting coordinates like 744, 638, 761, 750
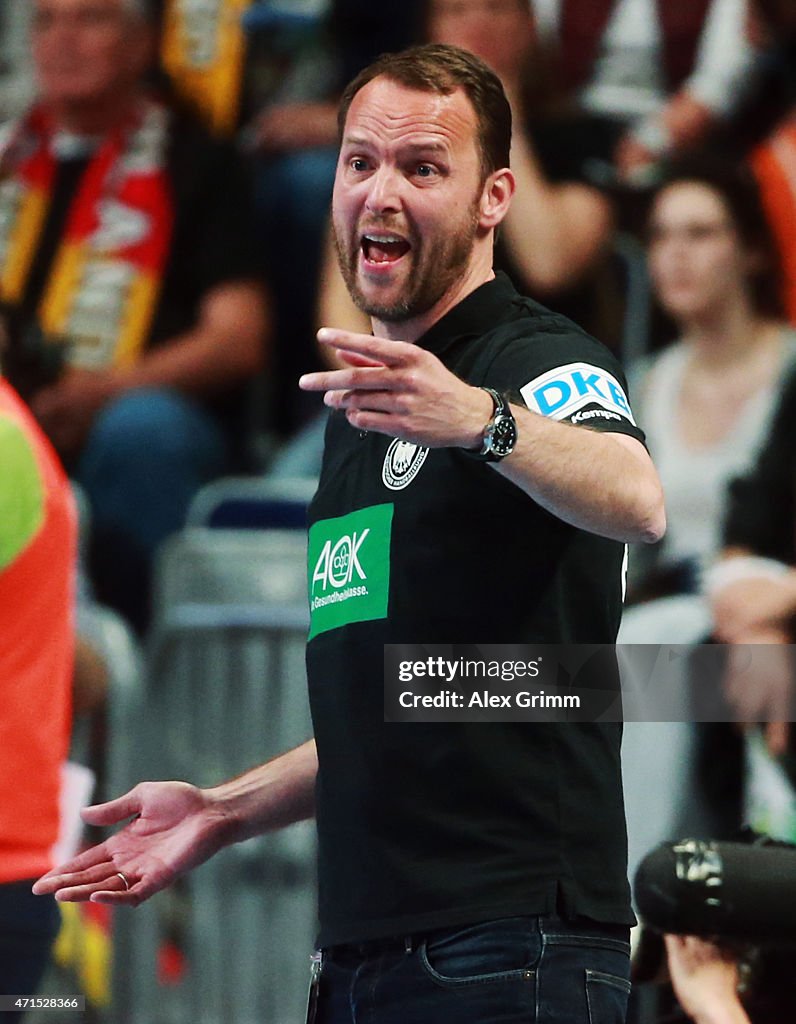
337, 43, 512, 180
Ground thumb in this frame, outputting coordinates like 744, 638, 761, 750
81, 789, 141, 826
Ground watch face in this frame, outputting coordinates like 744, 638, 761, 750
491, 413, 517, 457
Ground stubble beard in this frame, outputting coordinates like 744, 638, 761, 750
334, 203, 481, 323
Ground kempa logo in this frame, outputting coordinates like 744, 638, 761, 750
382, 438, 429, 490
312, 530, 369, 592
571, 407, 622, 424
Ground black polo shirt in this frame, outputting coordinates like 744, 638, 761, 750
306, 272, 646, 946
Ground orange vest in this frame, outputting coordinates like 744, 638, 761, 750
0, 378, 75, 883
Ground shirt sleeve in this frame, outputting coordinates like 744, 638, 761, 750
0, 414, 44, 570
499, 329, 647, 447
723, 367, 796, 562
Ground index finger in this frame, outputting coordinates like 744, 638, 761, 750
317, 328, 415, 367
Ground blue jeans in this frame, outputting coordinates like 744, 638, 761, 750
314, 915, 631, 1024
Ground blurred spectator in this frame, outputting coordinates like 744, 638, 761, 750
0, 373, 75, 1017
627, 159, 795, 602
532, 0, 759, 182
0, 0, 267, 631
705, 361, 796, 755
676, 162, 796, 850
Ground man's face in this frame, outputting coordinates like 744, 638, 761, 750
332, 77, 486, 324
32, 0, 146, 108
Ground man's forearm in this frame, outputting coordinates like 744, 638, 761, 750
301, 333, 665, 546
494, 406, 665, 544
205, 739, 318, 846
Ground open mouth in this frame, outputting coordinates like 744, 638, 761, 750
360, 234, 411, 266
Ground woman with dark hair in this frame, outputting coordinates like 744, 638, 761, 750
628, 157, 795, 599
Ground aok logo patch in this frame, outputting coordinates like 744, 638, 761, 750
382, 438, 429, 491
308, 504, 393, 639
520, 362, 636, 425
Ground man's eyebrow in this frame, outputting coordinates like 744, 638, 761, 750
403, 141, 449, 156
341, 136, 450, 155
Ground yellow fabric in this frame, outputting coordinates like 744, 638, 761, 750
161, 0, 252, 136
0, 187, 50, 301
54, 904, 111, 1008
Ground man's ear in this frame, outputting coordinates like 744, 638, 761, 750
478, 168, 515, 230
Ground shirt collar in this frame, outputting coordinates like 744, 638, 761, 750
417, 272, 520, 356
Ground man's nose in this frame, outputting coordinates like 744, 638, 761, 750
364, 166, 402, 215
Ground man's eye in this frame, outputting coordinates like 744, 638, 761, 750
415, 164, 436, 178
350, 158, 369, 172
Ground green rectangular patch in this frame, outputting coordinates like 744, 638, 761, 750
307, 503, 393, 640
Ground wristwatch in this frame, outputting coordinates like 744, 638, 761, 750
466, 387, 517, 462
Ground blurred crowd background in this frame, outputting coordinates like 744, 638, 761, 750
2, 1, 796, 1023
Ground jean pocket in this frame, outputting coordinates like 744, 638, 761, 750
585, 969, 631, 1024
419, 917, 540, 988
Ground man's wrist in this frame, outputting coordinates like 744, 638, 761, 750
201, 786, 247, 847
462, 386, 498, 451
